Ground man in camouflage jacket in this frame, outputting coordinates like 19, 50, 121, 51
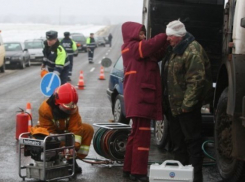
162, 20, 212, 182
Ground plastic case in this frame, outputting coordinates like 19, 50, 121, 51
149, 160, 193, 182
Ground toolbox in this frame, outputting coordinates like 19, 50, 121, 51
149, 160, 193, 182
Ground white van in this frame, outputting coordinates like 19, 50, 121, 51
0, 31, 5, 72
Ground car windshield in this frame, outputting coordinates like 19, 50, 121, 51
97, 37, 103, 40
72, 36, 83, 42
114, 56, 124, 71
4, 43, 22, 51
24, 41, 43, 49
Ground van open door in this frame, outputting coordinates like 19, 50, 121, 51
146, 0, 224, 82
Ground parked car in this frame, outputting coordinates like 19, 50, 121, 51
0, 31, 5, 72
95, 36, 106, 47
70, 33, 87, 53
104, 37, 109, 45
107, 56, 129, 124
107, 56, 214, 149
4, 42, 31, 69
24, 39, 44, 64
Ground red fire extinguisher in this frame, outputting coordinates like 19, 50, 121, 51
16, 109, 29, 140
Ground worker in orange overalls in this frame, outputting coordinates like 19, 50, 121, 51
38, 83, 94, 174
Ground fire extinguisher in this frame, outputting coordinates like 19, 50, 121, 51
16, 108, 32, 140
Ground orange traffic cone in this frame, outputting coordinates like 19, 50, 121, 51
26, 102, 32, 132
98, 66, 106, 80
77, 71, 85, 90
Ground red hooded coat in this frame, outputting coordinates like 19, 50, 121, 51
121, 22, 167, 120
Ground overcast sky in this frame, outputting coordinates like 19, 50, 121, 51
0, 0, 143, 25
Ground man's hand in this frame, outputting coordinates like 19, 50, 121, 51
41, 64, 45, 70
64, 149, 77, 159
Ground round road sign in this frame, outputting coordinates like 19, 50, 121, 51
101, 58, 112, 68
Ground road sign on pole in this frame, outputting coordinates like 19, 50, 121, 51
101, 58, 112, 68
40, 72, 61, 97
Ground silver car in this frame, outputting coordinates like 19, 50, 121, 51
24, 39, 44, 64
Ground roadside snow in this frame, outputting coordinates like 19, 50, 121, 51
0, 23, 107, 42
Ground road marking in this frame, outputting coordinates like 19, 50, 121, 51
106, 53, 108, 56
98, 61, 101, 64
90, 67, 95, 72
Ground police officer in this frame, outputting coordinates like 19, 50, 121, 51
60, 32, 77, 81
86, 33, 96, 63
41, 30, 70, 84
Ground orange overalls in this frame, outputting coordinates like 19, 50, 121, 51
38, 100, 94, 159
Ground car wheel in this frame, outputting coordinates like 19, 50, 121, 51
215, 87, 245, 181
26, 58, 31, 67
154, 115, 169, 149
0, 60, 5, 73
20, 60, 25, 69
113, 95, 130, 124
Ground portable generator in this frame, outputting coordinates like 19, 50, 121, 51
18, 132, 75, 181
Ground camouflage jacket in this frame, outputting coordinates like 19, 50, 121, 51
164, 33, 212, 116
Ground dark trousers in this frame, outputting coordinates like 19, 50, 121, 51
88, 48, 94, 61
123, 117, 151, 175
59, 66, 69, 85
168, 108, 203, 182
68, 55, 73, 77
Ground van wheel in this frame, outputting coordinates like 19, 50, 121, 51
0, 61, 5, 73
113, 95, 130, 124
215, 87, 245, 181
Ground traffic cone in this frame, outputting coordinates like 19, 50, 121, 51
77, 71, 85, 90
98, 66, 106, 80
26, 102, 32, 132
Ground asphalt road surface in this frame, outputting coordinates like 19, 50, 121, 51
0, 25, 224, 182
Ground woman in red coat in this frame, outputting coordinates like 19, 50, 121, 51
121, 21, 167, 181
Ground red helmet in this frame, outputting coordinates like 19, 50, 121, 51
54, 83, 78, 114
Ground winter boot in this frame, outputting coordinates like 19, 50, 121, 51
67, 159, 82, 174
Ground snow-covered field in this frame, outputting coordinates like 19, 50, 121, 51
0, 23, 107, 42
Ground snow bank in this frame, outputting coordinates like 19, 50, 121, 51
0, 23, 107, 42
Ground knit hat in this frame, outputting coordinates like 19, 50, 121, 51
166, 20, 186, 37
